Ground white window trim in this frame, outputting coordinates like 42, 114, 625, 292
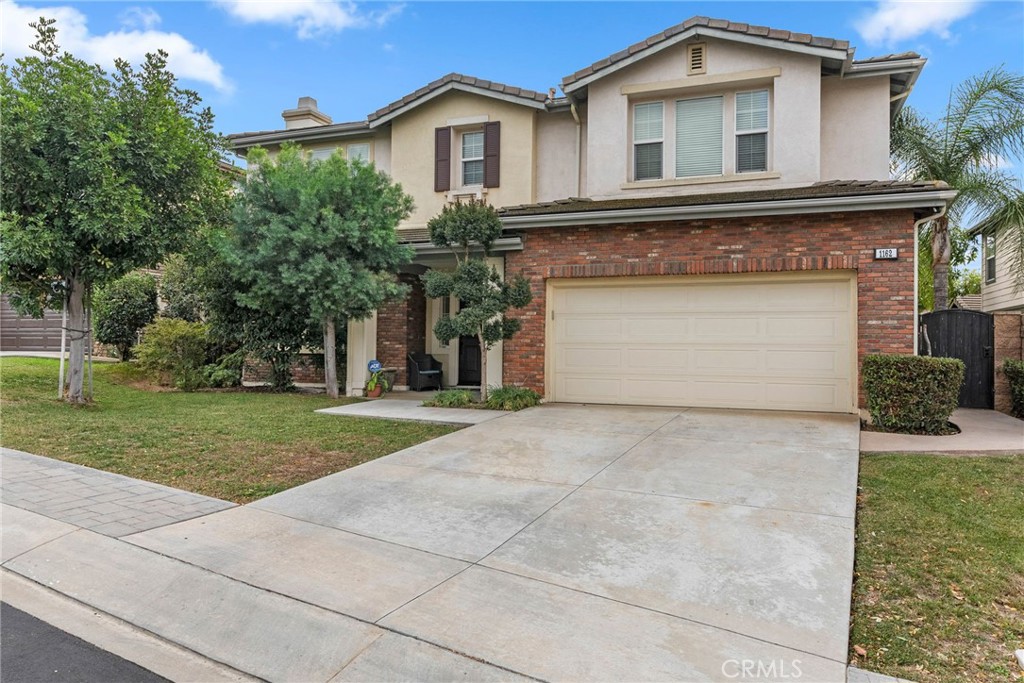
735, 89, 770, 174
632, 101, 665, 182
460, 130, 484, 188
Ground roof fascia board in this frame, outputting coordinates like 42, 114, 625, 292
564, 27, 847, 94
844, 58, 926, 78
410, 236, 524, 255
501, 191, 958, 228
230, 124, 371, 149
369, 83, 546, 128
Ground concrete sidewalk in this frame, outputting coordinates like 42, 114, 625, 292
860, 408, 1023, 453
317, 399, 507, 425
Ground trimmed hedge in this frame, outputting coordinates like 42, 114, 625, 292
1004, 359, 1024, 418
862, 354, 965, 434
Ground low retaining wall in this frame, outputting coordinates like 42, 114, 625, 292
993, 311, 1023, 415
243, 352, 342, 389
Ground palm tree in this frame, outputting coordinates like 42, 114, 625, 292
891, 67, 1024, 310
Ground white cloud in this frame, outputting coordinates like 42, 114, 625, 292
1, 0, 231, 93
216, 0, 403, 40
119, 7, 162, 31
856, 0, 979, 45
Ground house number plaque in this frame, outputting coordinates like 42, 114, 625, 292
873, 248, 898, 260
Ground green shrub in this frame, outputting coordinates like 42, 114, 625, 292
862, 354, 965, 434
1004, 359, 1024, 418
422, 389, 474, 408
485, 385, 541, 411
136, 318, 210, 391
93, 273, 158, 361
159, 254, 203, 322
203, 349, 245, 388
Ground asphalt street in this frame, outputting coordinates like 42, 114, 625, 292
0, 602, 168, 683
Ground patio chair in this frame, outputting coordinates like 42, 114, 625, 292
407, 353, 443, 391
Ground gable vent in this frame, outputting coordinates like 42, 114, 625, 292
687, 43, 707, 75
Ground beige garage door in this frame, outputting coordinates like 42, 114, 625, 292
549, 273, 856, 413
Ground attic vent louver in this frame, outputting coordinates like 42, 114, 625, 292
687, 43, 706, 75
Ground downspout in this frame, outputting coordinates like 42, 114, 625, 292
913, 205, 947, 354
570, 101, 582, 197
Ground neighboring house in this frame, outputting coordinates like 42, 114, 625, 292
972, 224, 1024, 312
228, 16, 956, 414
952, 294, 983, 311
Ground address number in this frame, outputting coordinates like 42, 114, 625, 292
874, 248, 898, 260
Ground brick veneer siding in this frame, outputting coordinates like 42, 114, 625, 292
376, 274, 427, 386
993, 311, 1023, 415
243, 352, 328, 385
501, 210, 918, 407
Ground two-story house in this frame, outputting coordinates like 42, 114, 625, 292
228, 16, 955, 414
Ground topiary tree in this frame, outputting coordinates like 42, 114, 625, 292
0, 18, 228, 402
227, 144, 414, 397
93, 272, 158, 360
423, 200, 532, 402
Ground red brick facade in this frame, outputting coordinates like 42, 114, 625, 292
501, 210, 918, 405
243, 352, 327, 385
376, 273, 427, 386
993, 312, 1023, 415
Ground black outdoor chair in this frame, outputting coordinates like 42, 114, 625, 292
407, 353, 443, 391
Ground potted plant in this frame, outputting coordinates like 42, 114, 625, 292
365, 368, 389, 398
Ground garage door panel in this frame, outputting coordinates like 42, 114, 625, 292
551, 275, 856, 413
624, 317, 689, 341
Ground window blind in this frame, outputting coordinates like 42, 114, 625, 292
676, 96, 723, 177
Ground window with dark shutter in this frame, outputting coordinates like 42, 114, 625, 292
434, 127, 451, 192
483, 121, 500, 188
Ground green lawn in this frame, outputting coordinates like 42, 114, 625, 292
0, 357, 456, 503
851, 453, 1024, 683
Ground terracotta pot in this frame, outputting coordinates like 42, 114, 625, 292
366, 385, 383, 398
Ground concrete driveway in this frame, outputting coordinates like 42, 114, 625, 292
7, 404, 859, 682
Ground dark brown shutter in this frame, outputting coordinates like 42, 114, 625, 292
483, 121, 500, 188
434, 127, 451, 192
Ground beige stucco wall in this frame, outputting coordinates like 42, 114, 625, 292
982, 233, 1024, 311
584, 37, 827, 199
820, 76, 890, 180
536, 109, 580, 202
389, 91, 538, 230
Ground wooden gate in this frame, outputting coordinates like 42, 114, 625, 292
919, 309, 994, 408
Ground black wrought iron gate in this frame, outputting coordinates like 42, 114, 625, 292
919, 309, 995, 409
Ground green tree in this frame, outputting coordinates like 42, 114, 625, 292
0, 18, 228, 402
227, 144, 414, 397
158, 255, 204, 322
950, 268, 982, 301
423, 200, 532, 402
93, 272, 158, 360
892, 66, 1024, 310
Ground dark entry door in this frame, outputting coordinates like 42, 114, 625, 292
458, 335, 481, 386
919, 309, 994, 408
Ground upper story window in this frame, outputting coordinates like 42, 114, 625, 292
633, 102, 664, 181
736, 90, 769, 173
461, 131, 485, 186
676, 96, 723, 177
348, 143, 370, 162
985, 234, 997, 283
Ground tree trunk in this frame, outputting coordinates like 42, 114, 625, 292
931, 216, 952, 311
478, 333, 488, 403
65, 275, 87, 403
324, 317, 339, 399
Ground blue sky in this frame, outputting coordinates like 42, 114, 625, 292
3, 0, 1022, 141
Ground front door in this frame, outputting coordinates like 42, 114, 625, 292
458, 335, 481, 386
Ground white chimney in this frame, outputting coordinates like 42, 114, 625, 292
282, 96, 332, 130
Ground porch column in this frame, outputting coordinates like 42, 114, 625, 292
346, 312, 377, 397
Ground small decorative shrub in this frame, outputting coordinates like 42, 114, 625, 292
423, 389, 473, 408
136, 318, 210, 391
485, 385, 541, 411
203, 349, 245, 388
862, 354, 965, 434
1003, 359, 1024, 418
93, 273, 159, 361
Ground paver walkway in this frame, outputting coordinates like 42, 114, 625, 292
1, 448, 234, 538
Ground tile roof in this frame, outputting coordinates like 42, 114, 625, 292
368, 73, 550, 123
562, 16, 850, 88
853, 51, 922, 64
953, 295, 983, 311
499, 180, 950, 217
